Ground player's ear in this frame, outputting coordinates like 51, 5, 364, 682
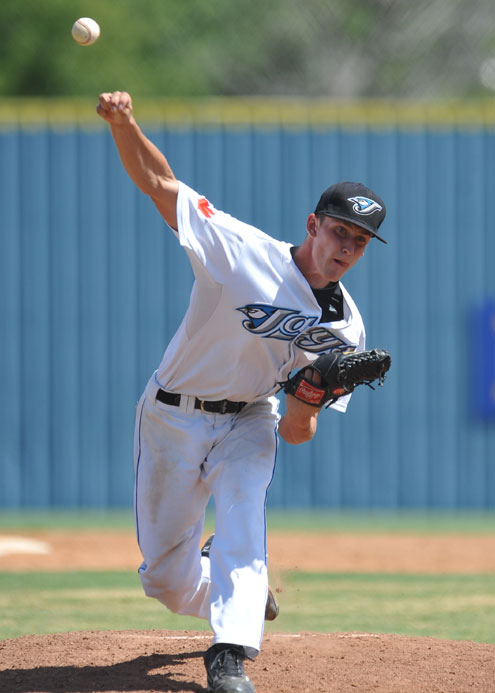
306, 213, 318, 237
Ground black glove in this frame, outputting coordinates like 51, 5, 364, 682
281, 348, 391, 407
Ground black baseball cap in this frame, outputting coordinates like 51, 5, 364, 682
314, 181, 387, 244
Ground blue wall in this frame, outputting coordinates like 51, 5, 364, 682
1, 124, 494, 509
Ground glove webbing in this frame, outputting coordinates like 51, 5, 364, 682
337, 350, 389, 392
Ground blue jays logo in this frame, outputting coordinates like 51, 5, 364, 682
237, 304, 318, 341
295, 327, 351, 353
348, 196, 382, 216
237, 304, 352, 353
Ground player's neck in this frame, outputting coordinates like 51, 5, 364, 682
291, 244, 335, 289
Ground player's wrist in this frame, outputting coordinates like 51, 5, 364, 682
278, 406, 319, 444
109, 114, 137, 130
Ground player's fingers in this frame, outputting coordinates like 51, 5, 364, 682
303, 367, 322, 385
109, 92, 132, 116
110, 91, 123, 109
96, 92, 132, 120
312, 371, 322, 385
97, 92, 113, 110
117, 92, 132, 113
96, 103, 110, 120
96, 93, 113, 119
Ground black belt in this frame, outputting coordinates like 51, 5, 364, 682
156, 388, 247, 415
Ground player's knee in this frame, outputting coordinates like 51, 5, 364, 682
140, 561, 200, 612
141, 575, 184, 611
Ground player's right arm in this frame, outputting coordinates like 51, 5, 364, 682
96, 91, 179, 228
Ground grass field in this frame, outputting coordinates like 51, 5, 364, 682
1, 570, 494, 643
2, 509, 495, 532
1, 510, 494, 644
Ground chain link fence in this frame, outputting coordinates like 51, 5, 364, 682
1, 0, 495, 100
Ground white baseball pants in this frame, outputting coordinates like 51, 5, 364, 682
133, 376, 279, 654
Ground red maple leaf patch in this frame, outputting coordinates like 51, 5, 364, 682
198, 197, 215, 218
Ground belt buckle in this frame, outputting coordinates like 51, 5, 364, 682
200, 400, 207, 413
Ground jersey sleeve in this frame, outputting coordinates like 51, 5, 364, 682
170, 182, 256, 284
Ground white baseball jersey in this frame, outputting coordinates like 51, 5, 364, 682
135, 181, 367, 656
155, 182, 365, 412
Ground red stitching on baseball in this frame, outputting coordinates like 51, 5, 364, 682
77, 20, 94, 45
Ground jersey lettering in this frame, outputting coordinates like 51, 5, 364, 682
236, 304, 318, 341
295, 326, 352, 353
237, 304, 356, 354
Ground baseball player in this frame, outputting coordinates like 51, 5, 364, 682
97, 91, 389, 693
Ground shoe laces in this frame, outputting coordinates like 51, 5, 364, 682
211, 646, 245, 678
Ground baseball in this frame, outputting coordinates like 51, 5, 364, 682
71, 17, 100, 46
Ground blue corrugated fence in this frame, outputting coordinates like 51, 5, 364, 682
1, 120, 494, 509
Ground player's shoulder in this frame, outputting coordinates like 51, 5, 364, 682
178, 181, 288, 247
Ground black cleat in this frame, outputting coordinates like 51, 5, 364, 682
264, 587, 279, 621
204, 644, 255, 693
200, 534, 280, 621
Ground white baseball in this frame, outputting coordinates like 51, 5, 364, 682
72, 17, 100, 46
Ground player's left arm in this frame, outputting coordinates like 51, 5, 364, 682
278, 369, 322, 445
278, 348, 391, 444
278, 393, 321, 445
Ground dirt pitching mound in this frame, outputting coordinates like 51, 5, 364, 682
1, 629, 494, 693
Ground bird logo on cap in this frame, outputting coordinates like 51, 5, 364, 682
348, 196, 383, 216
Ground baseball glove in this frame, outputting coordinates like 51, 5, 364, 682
281, 348, 391, 407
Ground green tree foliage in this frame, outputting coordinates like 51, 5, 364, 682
1, 0, 495, 98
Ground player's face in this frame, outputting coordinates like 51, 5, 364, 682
310, 215, 371, 283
